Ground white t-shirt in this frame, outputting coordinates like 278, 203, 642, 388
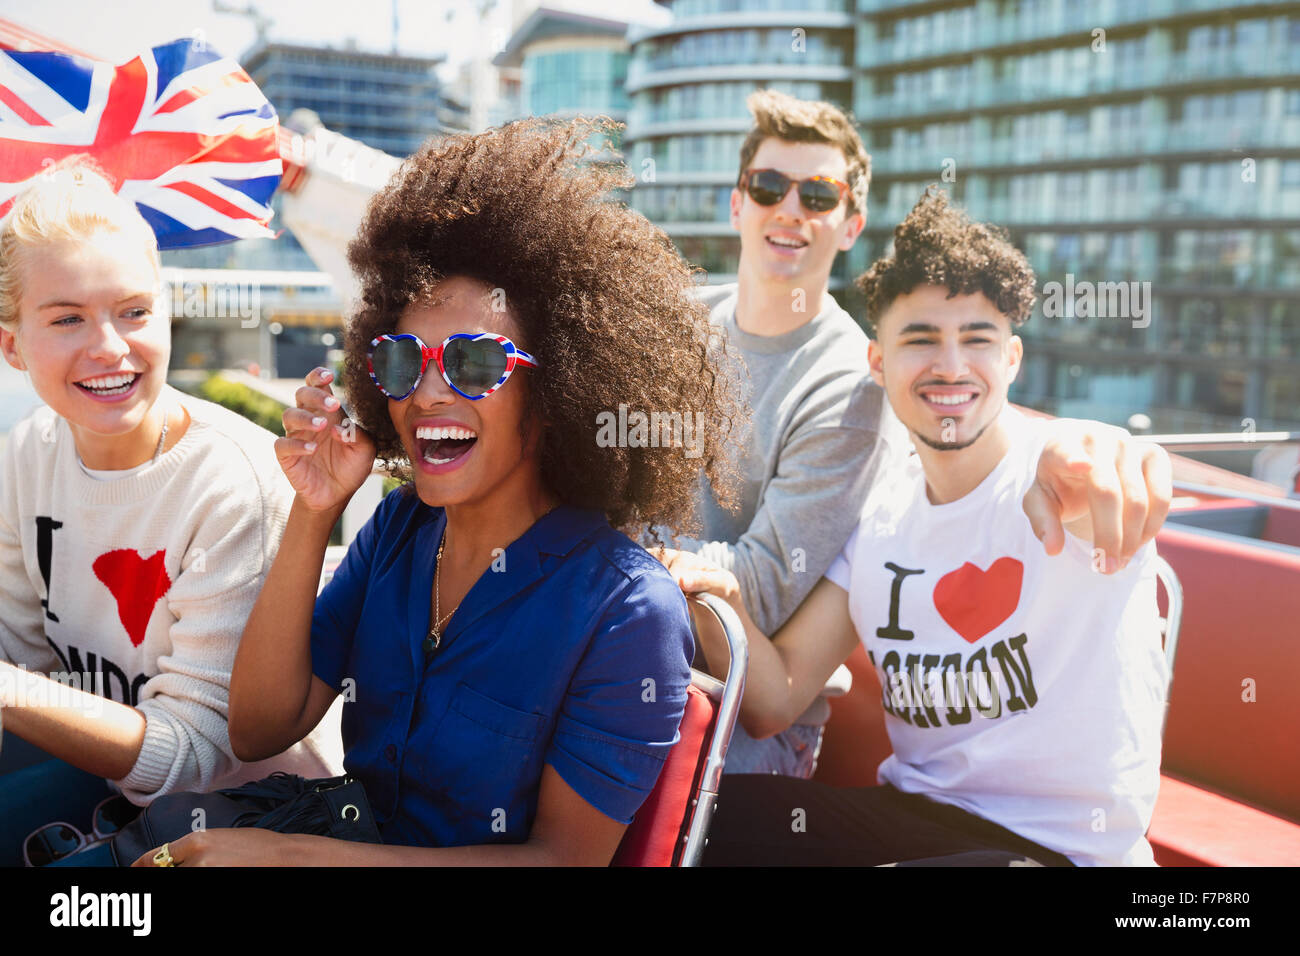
825, 408, 1166, 866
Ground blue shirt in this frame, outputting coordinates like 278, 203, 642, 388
310, 489, 694, 848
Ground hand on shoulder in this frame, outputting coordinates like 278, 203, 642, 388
652, 546, 742, 609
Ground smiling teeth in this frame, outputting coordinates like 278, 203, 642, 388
768, 236, 806, 248
927, 393, 976, 406
416, 425, 477, 441
80, 373, 136, 390
78, 373, 137, 395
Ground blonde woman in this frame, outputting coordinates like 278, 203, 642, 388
0, 164, 337, 866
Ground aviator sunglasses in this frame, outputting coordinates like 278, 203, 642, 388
739, 168, 852, 214
367, 332, 538, 401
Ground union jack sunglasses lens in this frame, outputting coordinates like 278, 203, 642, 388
442, 337, 508, 395
369, 335, 515, 399
371, 336, 425, 398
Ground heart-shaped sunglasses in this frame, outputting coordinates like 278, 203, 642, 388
367, 332, 538, 401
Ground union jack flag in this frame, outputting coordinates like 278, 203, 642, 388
0, 36, 280, 248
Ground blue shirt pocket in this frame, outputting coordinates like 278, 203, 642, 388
450, 683, 545, 740
406, 681, 546, 845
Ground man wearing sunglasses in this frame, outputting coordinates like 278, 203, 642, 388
662, 89, 901, 777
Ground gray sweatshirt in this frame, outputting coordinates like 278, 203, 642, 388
675, 284, 907, 723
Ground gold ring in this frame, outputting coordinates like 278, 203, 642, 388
153, 843, 175, 867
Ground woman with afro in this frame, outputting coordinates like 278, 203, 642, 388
129, 117, 742, 866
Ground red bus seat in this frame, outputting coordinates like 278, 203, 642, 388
613, 594, 749, 867
1149, 774, 1300, 866
612, 682, 717, 866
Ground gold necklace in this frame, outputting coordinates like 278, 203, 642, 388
425, 530, 459, 656
152, 406, 170, 463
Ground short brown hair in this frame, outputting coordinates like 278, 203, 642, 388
737, 89, 871, 216
856, 185, 1036, 334
345, 116, 743, 536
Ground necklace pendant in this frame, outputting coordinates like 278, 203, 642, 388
423, 629, 441, 657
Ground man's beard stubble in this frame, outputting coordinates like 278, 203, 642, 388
914, 417, 994, 452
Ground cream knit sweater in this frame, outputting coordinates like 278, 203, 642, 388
0, 386, 342, 803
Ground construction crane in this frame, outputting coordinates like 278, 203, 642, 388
211, 1, 274, 45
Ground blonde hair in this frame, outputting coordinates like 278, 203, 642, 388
0, 161, 160, 331
737, 89, 871, 217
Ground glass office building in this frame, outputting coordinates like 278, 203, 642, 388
625, 0, 857, 285
856, 0, 1300, 432
243, 42, 469, 158
623, 0, 1298, 433
493, 7, 632, 149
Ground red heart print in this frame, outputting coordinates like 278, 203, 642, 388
932, 557, 1023, 643
93, 549, 172, 647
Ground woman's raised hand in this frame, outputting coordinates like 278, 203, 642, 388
276, 367, 378, 514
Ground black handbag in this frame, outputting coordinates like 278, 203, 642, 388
110, 772, 383, 866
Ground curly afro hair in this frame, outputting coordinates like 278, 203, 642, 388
343, 116, 742, 536
856, 185, 1036, 334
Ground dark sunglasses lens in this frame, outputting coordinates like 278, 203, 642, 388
93, 796, 139, 837
443, 338, 507, 396
746, 170, 789, 206
372, 338, 424, 397
26, 824, 82, 867
799, 180, 842, 212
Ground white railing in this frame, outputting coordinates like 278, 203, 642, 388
1148, 432, 1300, 451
